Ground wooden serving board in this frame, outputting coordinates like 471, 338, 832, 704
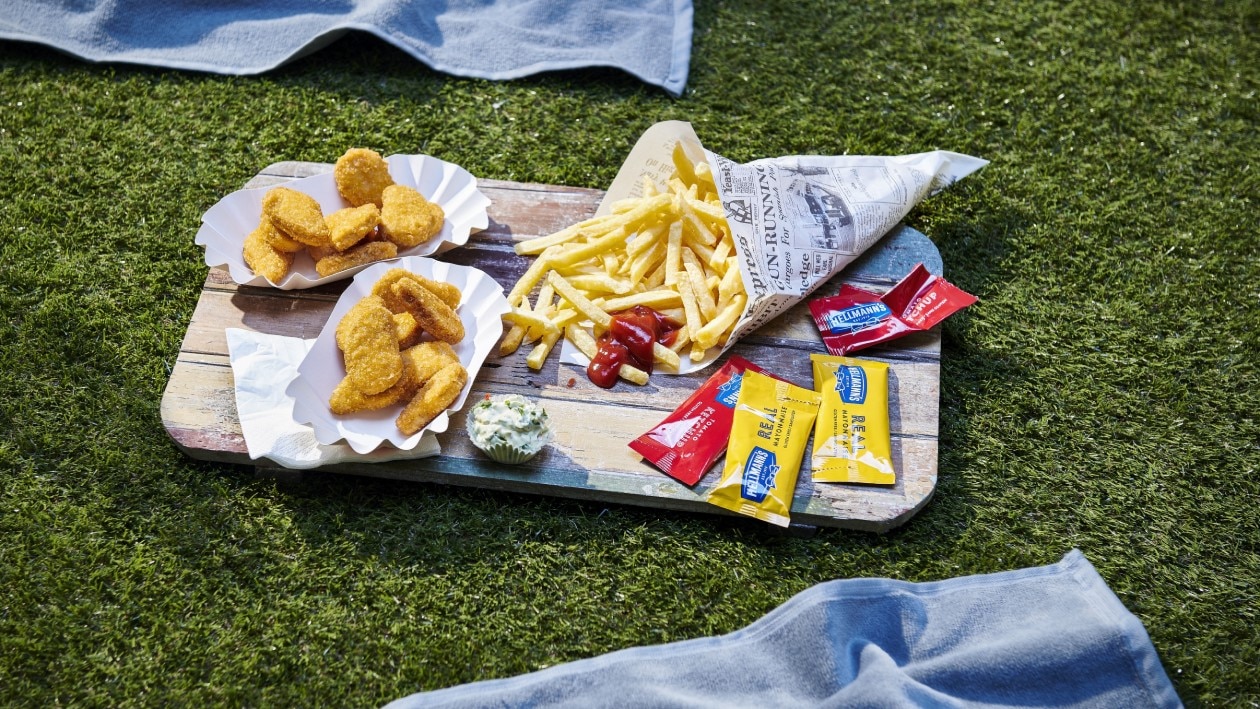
162, 161, 945, 532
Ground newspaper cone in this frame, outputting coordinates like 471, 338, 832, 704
561, 120, 988, 374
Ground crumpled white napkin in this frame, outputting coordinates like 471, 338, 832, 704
226, 328, 440, 469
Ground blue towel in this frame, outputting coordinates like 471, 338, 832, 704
384, 550, 1181, 708
0, 0, 693, 96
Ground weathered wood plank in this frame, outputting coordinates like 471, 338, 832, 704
163, 162, 946, 532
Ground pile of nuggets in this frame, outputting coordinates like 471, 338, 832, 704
331, 268, 469, 435
243, 148, 446, 283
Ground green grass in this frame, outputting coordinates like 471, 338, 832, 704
1, 0, 1257, 704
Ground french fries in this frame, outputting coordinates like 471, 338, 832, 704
499, 144, 749, 383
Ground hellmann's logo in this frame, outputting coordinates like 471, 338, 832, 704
716, 372, 744, 409
740, 446, 780, 503
836, 365, 867, 404
824, 302, 891, 334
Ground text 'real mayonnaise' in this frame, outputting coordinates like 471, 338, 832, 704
810, 354, 895, 485
705, 370, 820, 527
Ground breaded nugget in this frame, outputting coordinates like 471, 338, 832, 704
315, 240, 398, 278
391, 276, 465, 344
243, 224, 294, 283
328, 341, 457, 416
394, 312, 423, 350
396, 362, 468, 435
372, 268, 463, 312
403, 340, 460, 382
380, 184, 445, 248
329, 366, 416, 415
326, 203, 380, 252
335, 295, 403, 395
334, 148, 394, 208
256, 214, 305, 253
262, 187, 330, 247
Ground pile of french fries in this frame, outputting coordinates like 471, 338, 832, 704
498, 144, 749, 385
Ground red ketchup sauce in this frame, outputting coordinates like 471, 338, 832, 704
587, 306, 680, 388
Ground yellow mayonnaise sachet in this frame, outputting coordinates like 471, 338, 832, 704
810, 354, 896, 485
706, 370, 820, 527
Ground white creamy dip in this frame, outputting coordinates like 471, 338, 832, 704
467, 395, 552, 455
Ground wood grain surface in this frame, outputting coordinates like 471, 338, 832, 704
161, 162, 946, 531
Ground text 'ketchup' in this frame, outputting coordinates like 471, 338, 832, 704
587, 306, 680, 388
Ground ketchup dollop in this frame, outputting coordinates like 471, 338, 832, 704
587, 306, 680, 388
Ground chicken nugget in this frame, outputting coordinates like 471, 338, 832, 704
262, 187, 330, 248
394, 312, 423, 350
256, 214, 305, 253
391, 277, 465, 344
336, 295, 403, 395
334, 148, 394, 208
380, 184, 445, 248
329, 366, 416, 415
328, 341, 460, 418
326, 204, 381, 252
403, 340, 461, 382
243, 224, 294, 283
307, 243, 338, 262
315, 240, 398, 278
372, 268, 463, 312
396, 362, 468, 435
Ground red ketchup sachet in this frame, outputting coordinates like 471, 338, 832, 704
628, 356, 768, 486
808, 263, 977, 356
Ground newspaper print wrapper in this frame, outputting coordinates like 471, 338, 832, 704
560, 120, 988, 373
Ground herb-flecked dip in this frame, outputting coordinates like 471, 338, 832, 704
467, 395, 552, 458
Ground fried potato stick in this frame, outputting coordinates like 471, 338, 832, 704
564, 324, 649, 385
503, 307, 560, 336
694, 294, 747, 351
548, 272, 680, 371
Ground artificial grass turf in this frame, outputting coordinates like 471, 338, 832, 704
0, 0, 1257, 704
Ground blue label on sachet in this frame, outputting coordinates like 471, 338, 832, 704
824, 302, 891, 334
836, 366, 867, 404
741, 446, 780, 502
716, 372, 744, 409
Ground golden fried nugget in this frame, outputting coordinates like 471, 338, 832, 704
307, 244, 337, 263
372, 268, 462, 312
380, 184, 445, 248
335, 295, 403, 395
403, 340, 460, 382
243, 224, 294, 283
315, 240, 398, 278
326, 203, 381, 252
396, 361, 468, 435
262, 187, 330, 247
394, 312, 423, 350
329, 367, 416, 415
334, 148, 394, 208
391, 277, 465, 344
327, 341, 458, 416
256, 214, 305, 253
